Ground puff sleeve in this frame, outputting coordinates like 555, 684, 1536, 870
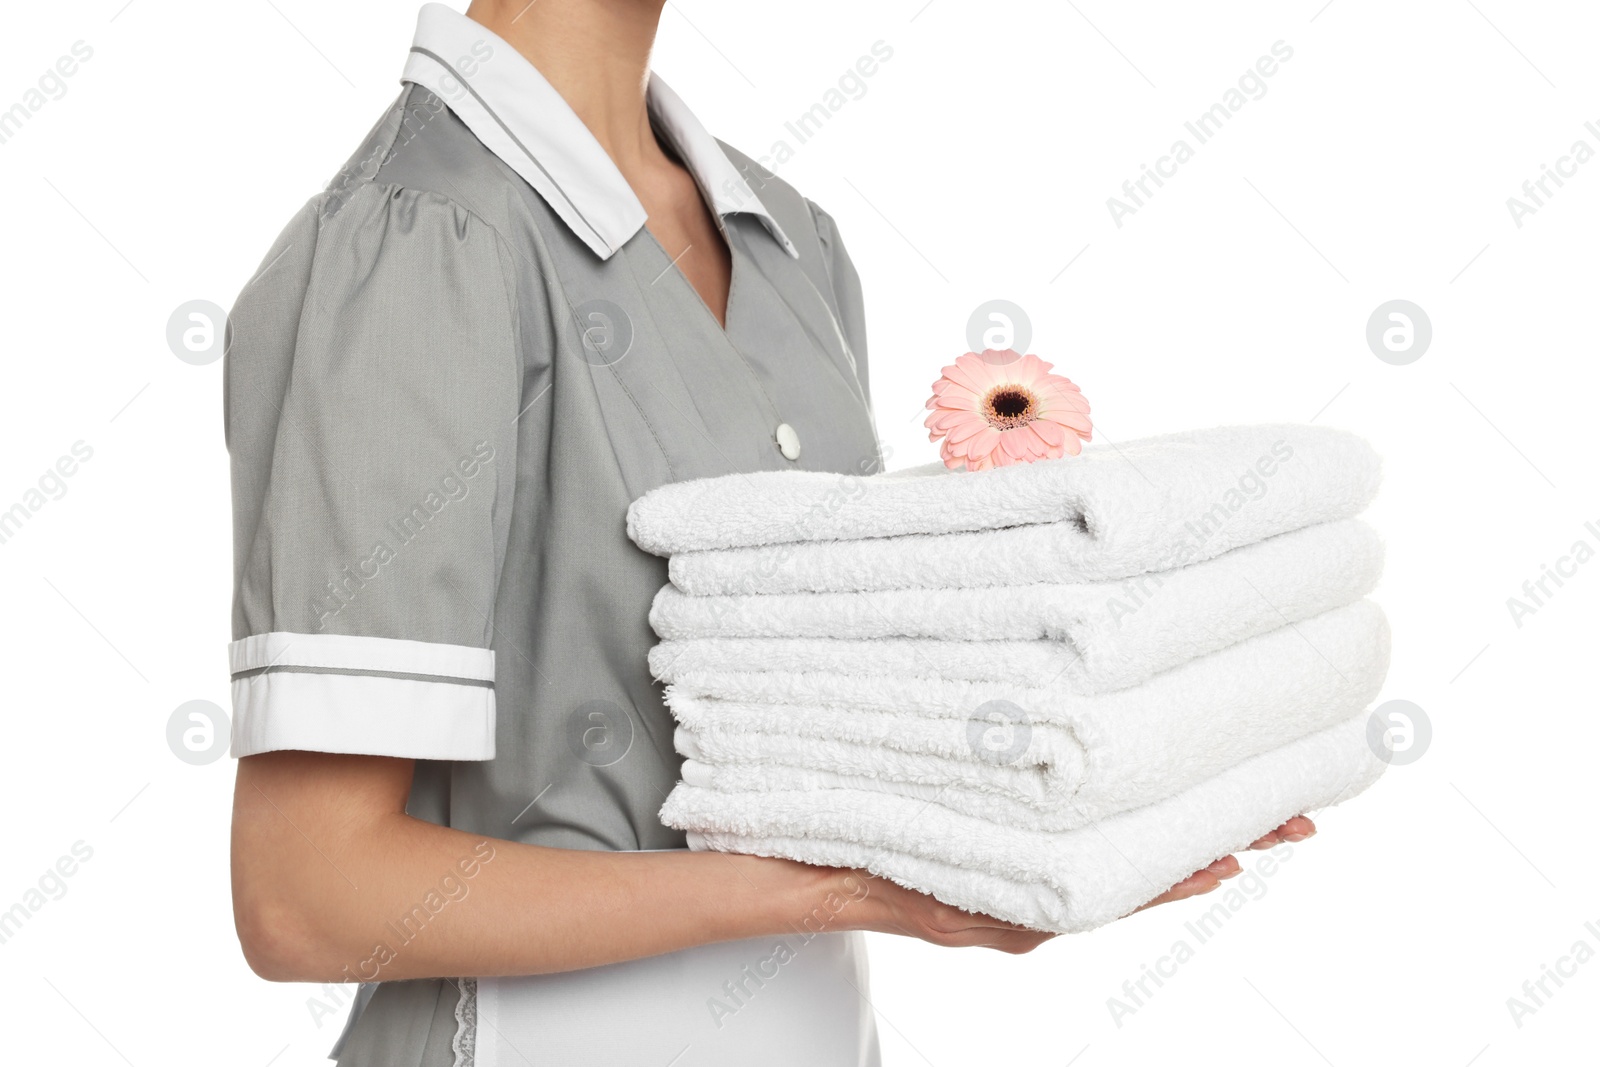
223, 182, 520, 760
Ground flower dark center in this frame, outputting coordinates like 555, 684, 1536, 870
984, 385, 1036, 429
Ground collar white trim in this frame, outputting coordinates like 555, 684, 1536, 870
400, 3, 796, 260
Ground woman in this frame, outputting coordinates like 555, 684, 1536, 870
225, 2, 1316, 1063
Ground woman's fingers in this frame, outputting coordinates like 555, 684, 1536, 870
1248, 815, 1317, 850
1139, 815, 1323, 915
1135, 863, 1225, 913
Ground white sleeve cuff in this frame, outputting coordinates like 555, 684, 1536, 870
228, 632, 496, 760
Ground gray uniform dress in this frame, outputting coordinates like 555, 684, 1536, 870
224, 6, 884, 1065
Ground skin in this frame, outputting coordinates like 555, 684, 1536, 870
230, 0, 1318, 982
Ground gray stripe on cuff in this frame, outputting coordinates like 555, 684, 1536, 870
232, 664, 495, 689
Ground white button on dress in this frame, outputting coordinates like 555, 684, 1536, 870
775, 422, 802, 460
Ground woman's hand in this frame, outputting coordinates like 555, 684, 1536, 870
835, 815, 1317, 952
839, 874, 1059, 955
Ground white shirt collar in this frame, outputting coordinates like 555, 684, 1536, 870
400, 3, 797, 261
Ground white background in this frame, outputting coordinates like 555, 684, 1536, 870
2, 0, 1597, 1063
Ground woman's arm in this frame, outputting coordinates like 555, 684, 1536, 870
231, 751, 1065, 983
233, 753, 1313, 982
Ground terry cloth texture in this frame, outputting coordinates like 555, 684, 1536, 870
663, 601, 1388, 831
629, 423, 1381, 567
649, 519, 1382, 694
664, 713, 1385, 934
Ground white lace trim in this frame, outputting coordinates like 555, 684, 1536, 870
450, 977, 477, 1067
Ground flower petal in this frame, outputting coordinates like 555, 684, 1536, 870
931, 388, 983, 411
1010, 353, 1050, 387
1030, 418, 1067, 448
999, 426, 1035, 460
944, 357, 994, 395
963, 425, 1002, 464
925, 409, 971, 433
969, 354, 1017, 390
1041, 390, 1091, 417
947, 413, 994, 446
1042, 408, 1093, 435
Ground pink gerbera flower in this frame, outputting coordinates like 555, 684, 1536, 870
923, 350, 1092, 471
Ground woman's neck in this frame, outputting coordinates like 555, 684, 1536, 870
465, 0, 667, 173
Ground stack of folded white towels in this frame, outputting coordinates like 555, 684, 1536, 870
627, 424, 1390, 934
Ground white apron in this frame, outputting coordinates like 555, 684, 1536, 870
468, 931, 880, 1066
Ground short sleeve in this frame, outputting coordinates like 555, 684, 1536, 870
807, 200, 871, 409
224, 182, 521, 761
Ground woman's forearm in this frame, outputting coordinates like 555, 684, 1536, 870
231, 751, 851, 983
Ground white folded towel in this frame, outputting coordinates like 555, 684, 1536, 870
628, 425, 1381, 572
662, 711, 1386, 933
650, 519, 1383, 694
656, 635, 1106, 690
662, 600, 1388, 830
